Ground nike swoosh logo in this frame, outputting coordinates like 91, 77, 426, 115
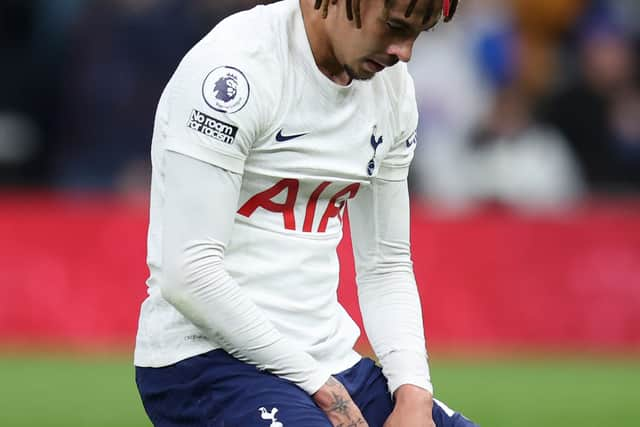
275, 129, 308, 142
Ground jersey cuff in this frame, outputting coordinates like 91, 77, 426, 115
299, 368, 332, 395
379, 349, 432, 395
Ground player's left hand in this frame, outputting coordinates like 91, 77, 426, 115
383, 384, 436, 427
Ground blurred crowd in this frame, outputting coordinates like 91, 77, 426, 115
0, 0, 639, 209
409, 0, 640, 210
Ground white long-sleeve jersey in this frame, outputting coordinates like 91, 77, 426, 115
134, 0, 431, 396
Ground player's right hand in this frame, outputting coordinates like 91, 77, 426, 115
312, 376, 369, 427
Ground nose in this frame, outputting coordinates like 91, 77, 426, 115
387, 38, 415, 63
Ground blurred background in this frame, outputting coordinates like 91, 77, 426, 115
0, 0, 639, 426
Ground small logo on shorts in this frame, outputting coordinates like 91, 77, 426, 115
202, 66, 250, 114
258, 407, 283, 427
187, 109, 238, 144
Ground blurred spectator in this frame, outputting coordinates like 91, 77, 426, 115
0, 1, 44, 186
52, 0, 193, 191
50, 0, 260, 192
0, 0, 86, 187
410, 1, 584, 211
510, 0, 586, 95
610, 0, 640, 34
541, 1, 640, 193
408, 1, 499, 205
465, 87, 584, 210
1, 0, 637, 199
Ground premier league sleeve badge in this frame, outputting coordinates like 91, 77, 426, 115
202, 65, 251, 114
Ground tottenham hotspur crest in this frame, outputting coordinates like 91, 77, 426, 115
258, 407, 283, 427
367, 125, 384, 176
202, 65, 250, 114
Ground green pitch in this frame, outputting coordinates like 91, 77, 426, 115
432, 355, 640, 427
1, 353, 639, 427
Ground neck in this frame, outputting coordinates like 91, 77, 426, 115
300, 0, 352, 85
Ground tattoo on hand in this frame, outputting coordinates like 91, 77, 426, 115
336, 420, 366, 427
330, 392, 350, 415
321, 377, 365, 426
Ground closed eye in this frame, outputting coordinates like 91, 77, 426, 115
386, 19, 433, 35
386, 21, 408, 34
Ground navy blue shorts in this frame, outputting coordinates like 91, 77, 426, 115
136, 350, 478, 427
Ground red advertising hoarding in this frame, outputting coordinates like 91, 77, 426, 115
1, 193, 639, 350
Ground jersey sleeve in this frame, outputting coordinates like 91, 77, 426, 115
161, 151, 331, 394
377, 69, 419, 182
348, 177, 432, 394
163, 26, 281, 174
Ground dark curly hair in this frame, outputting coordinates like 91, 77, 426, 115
313, 0, 459, 28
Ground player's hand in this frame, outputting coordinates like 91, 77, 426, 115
383, 384, 435, 427
312, 376, 369, 427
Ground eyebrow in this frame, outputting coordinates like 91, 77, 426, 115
387, 17, 435, 33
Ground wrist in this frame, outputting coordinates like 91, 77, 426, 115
312, 387, 334, 409
312, 376, 344, 410
393, 384, 433, 405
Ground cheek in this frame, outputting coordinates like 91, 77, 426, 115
362, 27, 388, 53
332, 26, 357, 59
338, 25, 385, 60
353, 31, 378, 52
345, 35, 368, 58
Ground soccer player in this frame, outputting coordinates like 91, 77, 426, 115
134, 0, 479, 426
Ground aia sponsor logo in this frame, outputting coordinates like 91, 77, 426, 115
238, 179, 360, 233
